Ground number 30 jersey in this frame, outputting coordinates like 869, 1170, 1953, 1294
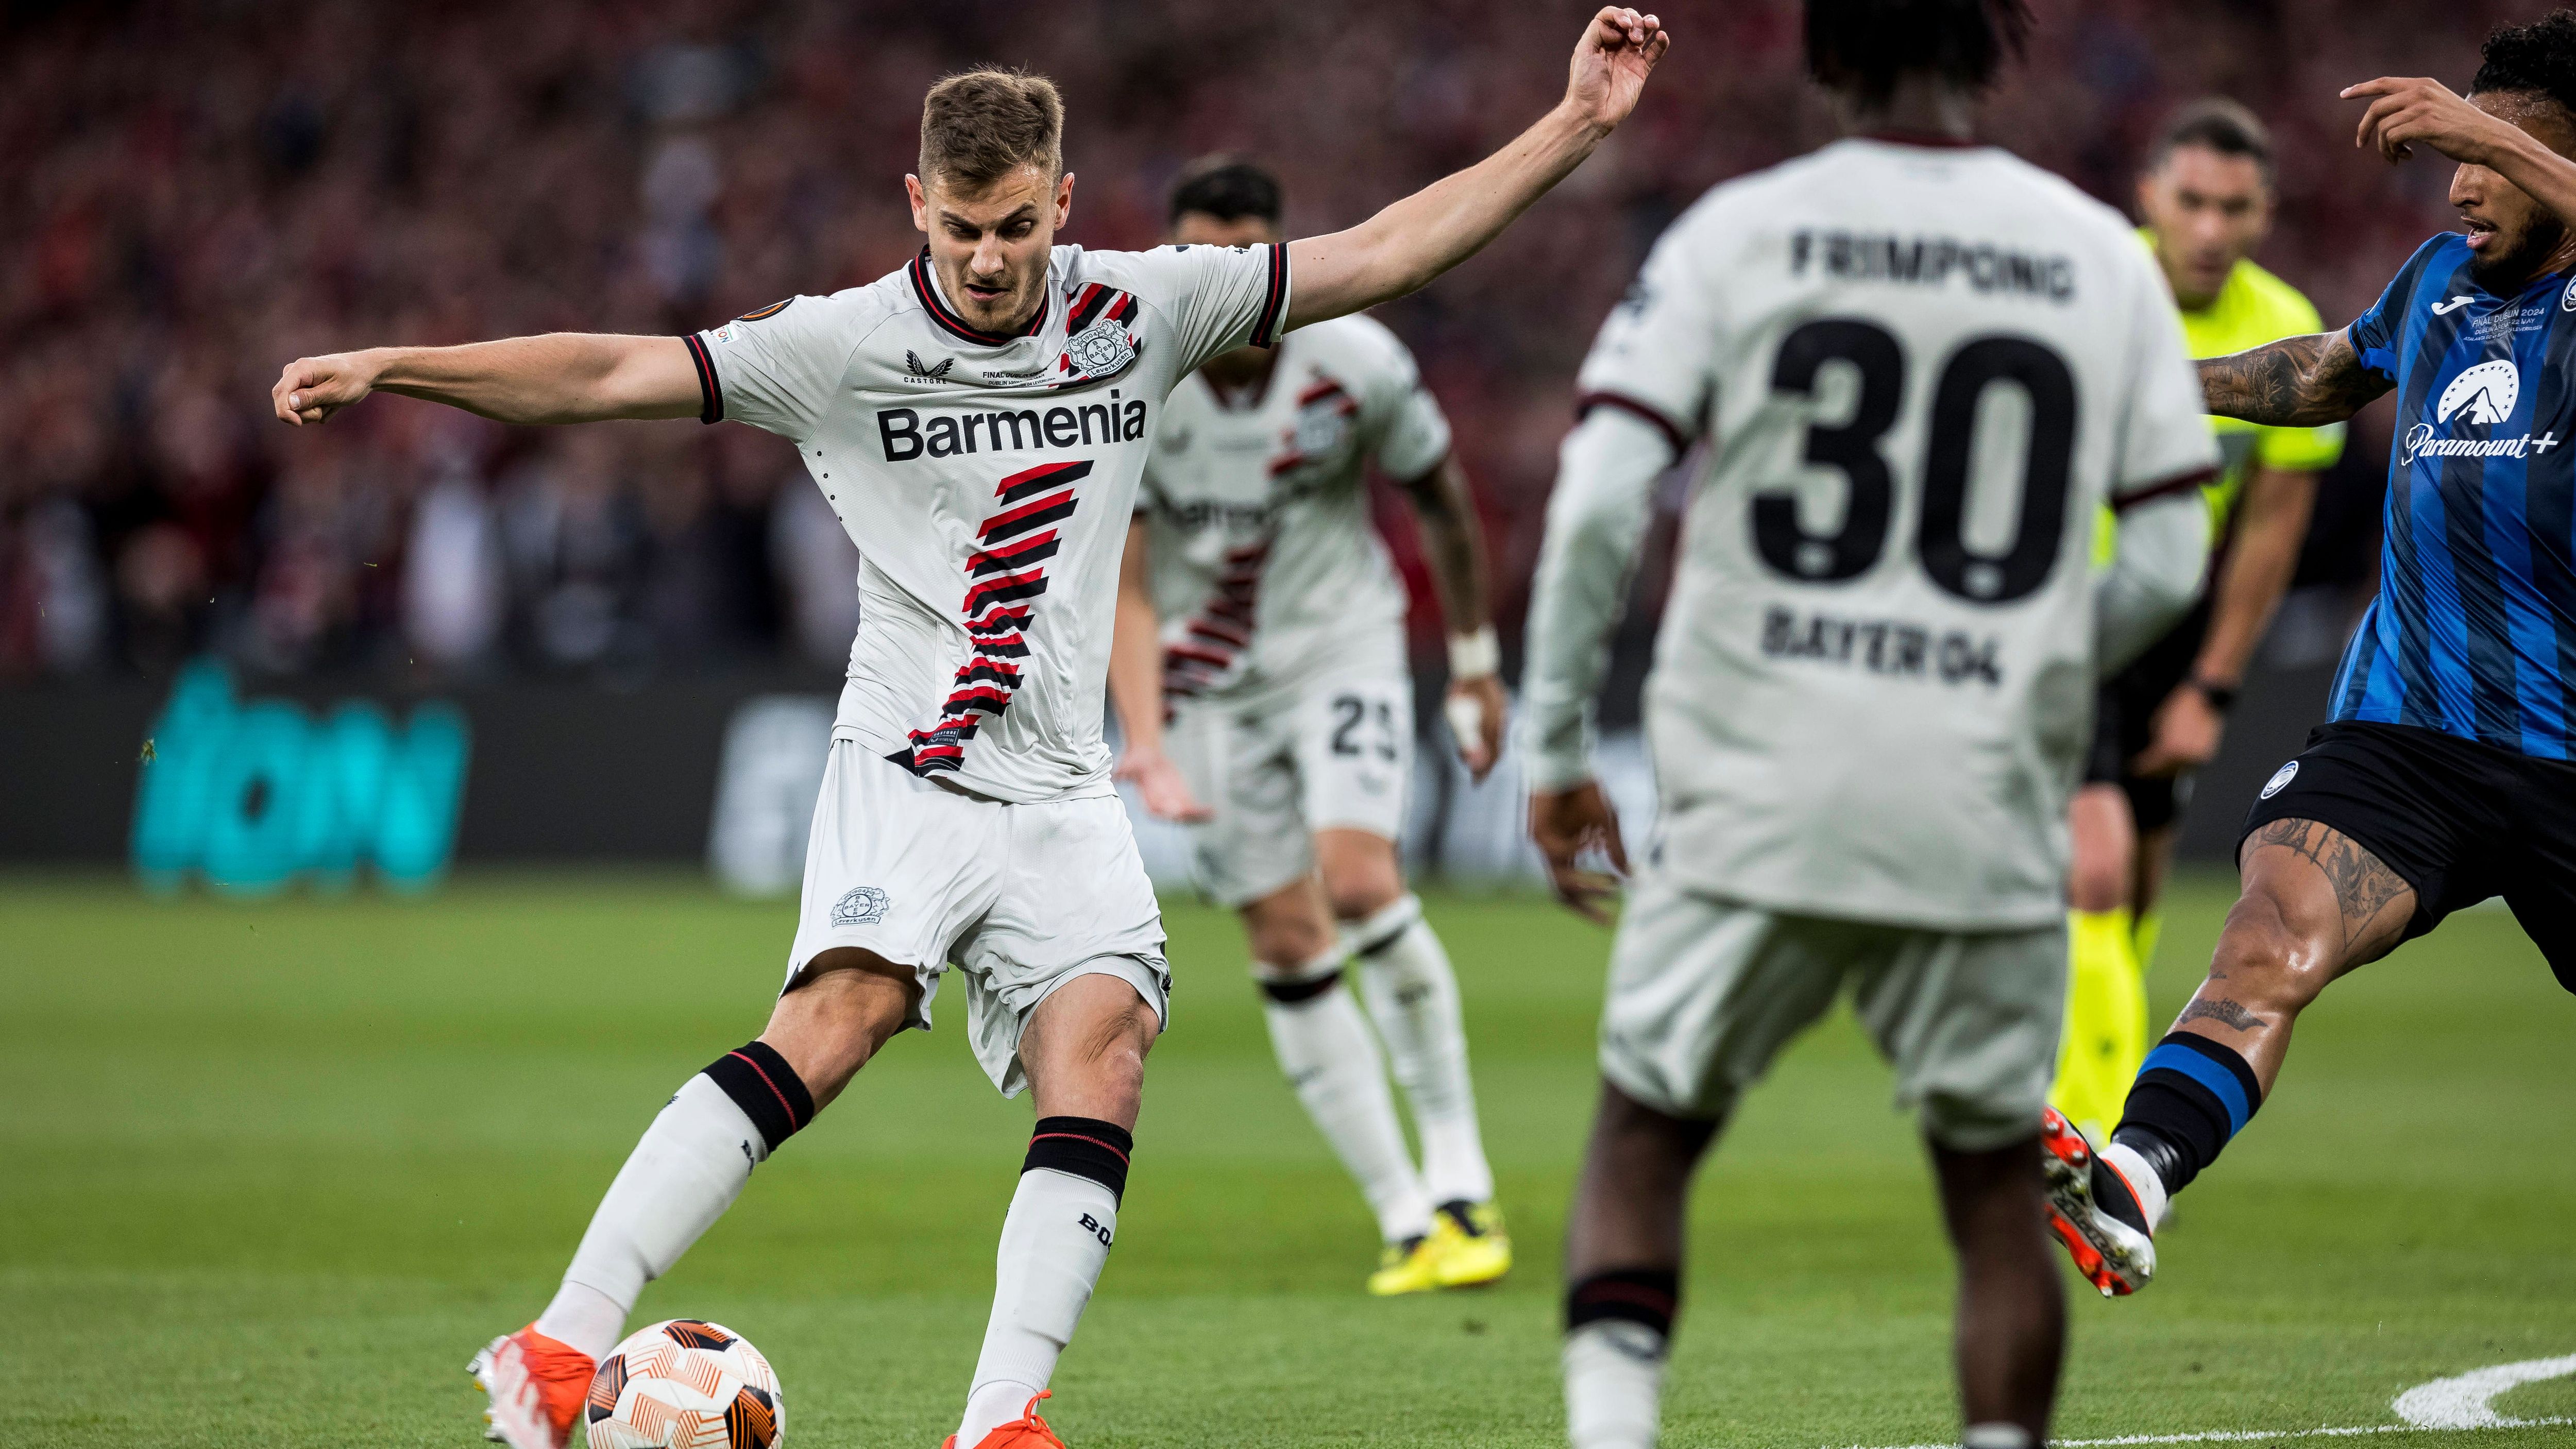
1548, 137, 2216, 928
691, 241, 1291, 805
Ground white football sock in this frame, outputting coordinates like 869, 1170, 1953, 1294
1262, 954, 1435, 1243
538, 1073, 765, 1359
531, 1281, 625, 1361
957, 1168, 1118, 1447
1350, 895, 1495, 1207
1563, 1320, 1666, 1449
1964, 1424, 2035, 1449
2102, 1140, 2173, 1230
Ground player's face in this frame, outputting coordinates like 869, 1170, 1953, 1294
1168, 212, 1280, 250
906, 163, 1075, 334
2453, 92, 2576, 284
2137, 146, 2269, 309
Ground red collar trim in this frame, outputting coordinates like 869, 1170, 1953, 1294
909, 249, 1049, 346
1858, 130, 1982, 149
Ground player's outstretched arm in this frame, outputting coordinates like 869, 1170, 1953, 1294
1282, 8, 1669, 331
270, 334, 703, 428
1398, 454, 1507, 780
2346, 75, 2576, 234
1522, 406, 1666, 921
1107, 519, 1212, 823
2197, 331, 2389, 428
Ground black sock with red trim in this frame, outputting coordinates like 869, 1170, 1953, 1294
1566, 1267, 1680, 1340
700, 1041, 816, 1155
1025, 1116, 1134, 1203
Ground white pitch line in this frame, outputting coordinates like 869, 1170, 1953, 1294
1831, 1351, 2576, 1449
1838, 1413, 2575, 1449
2395, 1355, 2576, 1429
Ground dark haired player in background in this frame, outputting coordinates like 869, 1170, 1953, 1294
1109, 160, 1514, 1296
2051, 99, 2346, 1144
2045, 10, 2576, 1299
1523, 0, 2213, 1444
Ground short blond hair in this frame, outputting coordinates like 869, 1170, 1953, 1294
919, 68, 1064, 193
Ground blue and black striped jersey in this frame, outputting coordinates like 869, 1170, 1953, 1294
2335, 233, 2576, 758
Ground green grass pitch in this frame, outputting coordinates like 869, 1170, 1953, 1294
4, 872, 2572, 1447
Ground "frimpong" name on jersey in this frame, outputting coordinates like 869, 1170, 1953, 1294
1790, 229, 2075, 302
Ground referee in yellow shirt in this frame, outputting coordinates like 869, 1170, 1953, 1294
2053, 99, 2346, 1143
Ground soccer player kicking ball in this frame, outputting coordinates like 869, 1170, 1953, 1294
2046, 11, 2576, 1300
2050, 100, 2347, 1144
1108, 159, 1513, 1297
1521, 2, 2216, 1445
267, 12, 1668, 1448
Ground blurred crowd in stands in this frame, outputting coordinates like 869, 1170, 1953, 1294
0, 0, 2511, 683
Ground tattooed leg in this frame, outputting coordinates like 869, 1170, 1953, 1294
2071, 820, 2419, 1224
2180, 819, 2416, 1094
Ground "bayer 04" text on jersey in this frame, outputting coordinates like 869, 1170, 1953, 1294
689, 241, 1290, 803
1566, 137, 2216, 929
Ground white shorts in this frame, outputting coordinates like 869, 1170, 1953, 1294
1600, 864, 2065, 1151
1165, 666, 1413, 907
786, 742, 1171, 1097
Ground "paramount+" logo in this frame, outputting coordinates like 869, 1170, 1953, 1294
2400, 359, 2560, 465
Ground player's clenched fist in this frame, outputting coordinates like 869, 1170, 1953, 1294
271, 351, 379, 426
1565, 7, 1671, 134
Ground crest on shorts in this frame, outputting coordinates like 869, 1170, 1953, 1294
832, 885, 890, 926
2260, 760, 2299, 799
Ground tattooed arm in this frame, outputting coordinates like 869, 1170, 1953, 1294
2198, 331, 2392, 427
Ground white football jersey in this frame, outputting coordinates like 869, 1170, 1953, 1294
692, 242, 1291, 803
1553, 138, 2215, 928
1137, 314, 1451, 702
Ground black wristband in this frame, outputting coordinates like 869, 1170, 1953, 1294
2188, 676, 2239, 712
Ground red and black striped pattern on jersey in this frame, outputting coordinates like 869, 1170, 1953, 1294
1163, 536, 1272, 702
1064, 280, 1139, 337
908, 248, 1052, 346
1575, 389, 1692, 456
1266, 373, 1358, 478
889, 459, 1094, 776
1250, 242, 1290, 349
683, 333, 722, 424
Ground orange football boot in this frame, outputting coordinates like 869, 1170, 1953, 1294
942, 1390, 1069, 1449
468, 1324, 598, 1449
2039, 1107, 2156, 1298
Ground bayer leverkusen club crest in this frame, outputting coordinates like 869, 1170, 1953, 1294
1054, 281, 1144, 386
1065, 323, 1135, 376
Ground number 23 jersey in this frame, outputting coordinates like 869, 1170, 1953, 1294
1578, 138, 2216, 928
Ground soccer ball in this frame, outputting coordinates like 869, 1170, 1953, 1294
584, 1319, 784, 1449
